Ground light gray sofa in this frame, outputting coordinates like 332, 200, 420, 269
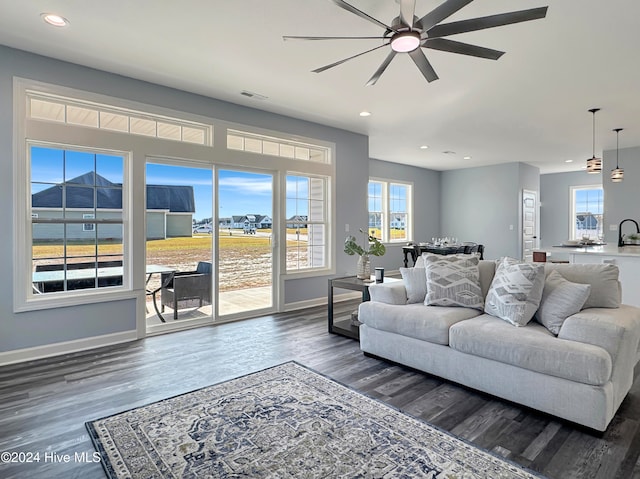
358, 259, 640, 431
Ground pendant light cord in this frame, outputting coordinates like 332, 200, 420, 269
592, 111, 596, 157
614, 128, 623, 168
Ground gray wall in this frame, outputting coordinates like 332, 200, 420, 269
0, 45, 368, 353
539, 170, 602, 249
603, 146, 640, 243
367, 159, 441, 271
441, 163, 526, 260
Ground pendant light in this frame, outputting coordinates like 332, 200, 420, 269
611, 128, 624, 182
586, 108, 602, 173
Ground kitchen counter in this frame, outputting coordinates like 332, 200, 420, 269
547, 244, 640, 257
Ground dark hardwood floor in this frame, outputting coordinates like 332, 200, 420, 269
1, 299, 640, 478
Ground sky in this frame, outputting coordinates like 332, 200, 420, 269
575, 187, 603, 214
32, 146, 309, 223
146, 164, 275, 221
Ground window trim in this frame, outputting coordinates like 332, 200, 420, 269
284, 172, 331, 274
368, 178, 413, 244
569, 184, 603, 241
16, 141, 132, 311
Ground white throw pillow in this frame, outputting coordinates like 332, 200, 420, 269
400, 267, 428, 304
484, 257, 545, 326
423, 254, 484, 310
535, 270, 591, 335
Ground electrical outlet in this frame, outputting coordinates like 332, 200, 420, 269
345, 223, 349, 232
610, 224, 618, 231
509, 224, 514, 231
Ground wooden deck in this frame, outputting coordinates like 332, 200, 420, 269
1, 300, 640, 478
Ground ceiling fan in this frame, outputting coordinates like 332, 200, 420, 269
284, 0, 548, 85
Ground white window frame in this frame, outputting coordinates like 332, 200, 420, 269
17, 140, 132, 311
368, 178, 413, 244
569, 184, 603, 241
285, 173, 330, 273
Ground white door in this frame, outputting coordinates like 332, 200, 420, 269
522, 190, 538, 261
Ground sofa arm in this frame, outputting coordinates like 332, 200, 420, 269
368, 282, 407, 305
558, 305, 640, 369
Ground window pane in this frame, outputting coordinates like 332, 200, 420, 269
31, 146, 63, 184
100, 111, 129, 132
286, 174, 327, 271
97, 187, 122, 209
30, 145, 125, 295
30, 98, 66, 122
67, 105, 99, 128
96, 154, 124, 184
66, 186, 95, 209
157, 122, 181, 140
65, 151, 95, 183
573, 187, 603, 240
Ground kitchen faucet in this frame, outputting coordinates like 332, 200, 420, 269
618, 219, 640, 246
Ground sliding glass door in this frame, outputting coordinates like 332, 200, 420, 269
145, 161, 213, 331
217, 169, 274, 316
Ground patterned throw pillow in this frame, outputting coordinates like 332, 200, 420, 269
424, 254, 484, 310
400, 267, 428, 304
535, 270, 591, 335
484, 257, 545, 326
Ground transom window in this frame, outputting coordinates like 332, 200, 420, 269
227, 129, 330, 163
27, 91, 212, 145
368, 180, 412, 243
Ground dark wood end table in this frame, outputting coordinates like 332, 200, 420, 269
328, 275, 400, 340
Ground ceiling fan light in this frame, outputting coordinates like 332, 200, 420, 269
586, 156, 602, 173
611, 167, 624, 182
391, 31, 421, 53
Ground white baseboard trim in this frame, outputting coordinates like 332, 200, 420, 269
0, 330, 138, 366
284, 291, 360, 312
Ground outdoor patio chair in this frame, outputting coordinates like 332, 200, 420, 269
160, 261, 212, 319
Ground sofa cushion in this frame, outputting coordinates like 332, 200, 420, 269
367, 281, 408, 305
544, 263, 620, 309
484, 257, 545, 327
400, 267, 427, 304
358, 301, 481, 345
535, 270, 591, 335
423, 254, 484, 310
449, 315, 612, 386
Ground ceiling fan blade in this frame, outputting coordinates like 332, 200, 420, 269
428, 6, 548, 38
424, 38, 504, 60
312, 43, 390, 73
399, 0, 417, 28
419, 0, 474, 31
328, 0, 396, 32
408, 49, 439, 83
366, 51, 397, 86
283, 35, 387, 41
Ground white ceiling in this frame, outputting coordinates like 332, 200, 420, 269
1, 0, 639, 174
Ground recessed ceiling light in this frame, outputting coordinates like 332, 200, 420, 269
420, 145, 429, 149
42, 13, 69, 27
463, 156, 472, 160
359, 111, 371, 117
565, 159, 573, 163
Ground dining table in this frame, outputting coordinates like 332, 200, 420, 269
402, 243, 463, 267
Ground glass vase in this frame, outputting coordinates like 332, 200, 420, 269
356, 254, 371, 280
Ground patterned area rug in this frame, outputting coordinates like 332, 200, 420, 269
87, 362, 545, 478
